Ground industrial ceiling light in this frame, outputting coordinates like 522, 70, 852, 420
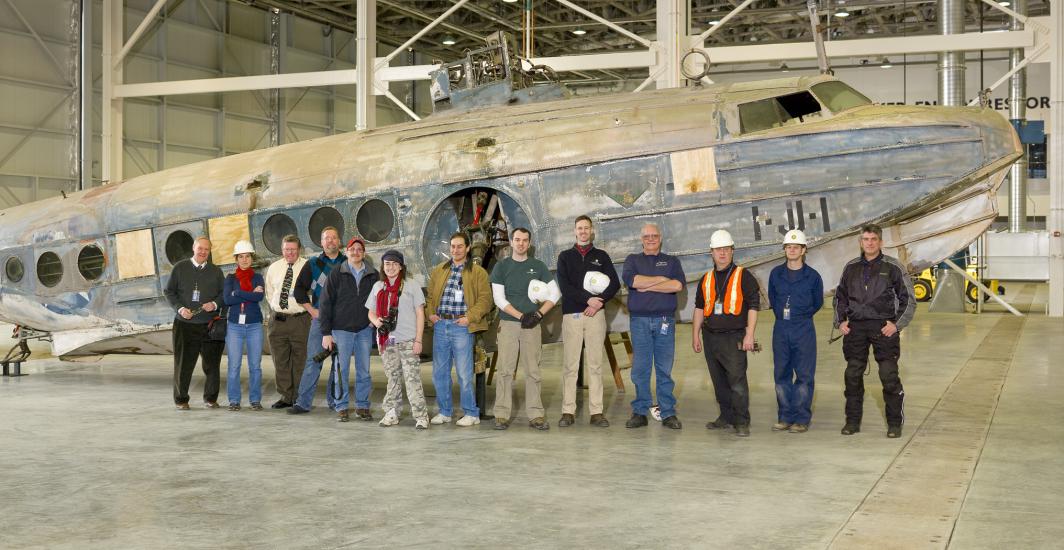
835, 0, 850, 17
502, 0, 519, 3
710, 20, 720, 25
571, 29, 586, 36
880, 57, 893, 69
442, 36, 457, 45
999, 1, 1011, 6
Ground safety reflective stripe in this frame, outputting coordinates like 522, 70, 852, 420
702, 266, 745, 316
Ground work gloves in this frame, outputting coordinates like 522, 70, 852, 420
520, 310, 543, 329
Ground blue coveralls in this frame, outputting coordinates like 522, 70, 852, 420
768, 262, 824, 425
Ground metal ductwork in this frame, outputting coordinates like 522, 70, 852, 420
937, 0, 965, 106
1009, 0, 1029, 232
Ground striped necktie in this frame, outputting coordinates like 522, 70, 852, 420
279, 264, 293, 309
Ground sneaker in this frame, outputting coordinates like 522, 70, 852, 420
887, 424, 902, 438
529, 417, 550, 431
415, 418, 429, 430
337, 409, 349, 422
456, 415, 481, 427
354, 408, 373, 421
662, 415, 683, 430
841, 423, 860, 435
649, 405, 662, 421
735, 424, 751, 437
228, 403, 241, 411
175, 403, 190, 411
589, 414, 610, 428
287, 405, 310, 415
625, 414, 648, 428
558, 413, 575, 427
204, 401, 220, 409
250, 402, 263, 411
379, 410, 400, 427
494, 418, 510, 430
430, 413, 452, 425
789, 423, 809, 433
772, 421, 791, 431
705, 417, 734, 430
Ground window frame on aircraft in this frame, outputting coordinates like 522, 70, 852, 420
164, 230, 194, 265
5, 256, 24, 284
355, 198, 396, 243
261, 213, 298, 256
77, 244, 106, 281
738, 91, 825, 134
308, 206, 346, 246
36, 251, 63, 288
810, 81, 873, 113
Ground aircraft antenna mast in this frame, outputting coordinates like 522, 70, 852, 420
806, 0, 833, 75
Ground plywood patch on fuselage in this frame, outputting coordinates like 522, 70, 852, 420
115, 229, 156, 280
670, 147, 719, 195
208, 214, 251, 265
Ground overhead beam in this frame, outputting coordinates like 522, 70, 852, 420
113, 0, 168, 68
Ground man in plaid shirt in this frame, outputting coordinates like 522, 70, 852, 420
426, 232, 493, 427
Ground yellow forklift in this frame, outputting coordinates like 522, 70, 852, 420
911, 266, 1004, 303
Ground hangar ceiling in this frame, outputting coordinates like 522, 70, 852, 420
243, 0, 1050, 81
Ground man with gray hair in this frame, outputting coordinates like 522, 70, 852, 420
164, 236, 225, 410
264, 234, 310, 408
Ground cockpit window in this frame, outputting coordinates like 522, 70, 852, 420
811, 81, 872, 113
738, 91, 823, 134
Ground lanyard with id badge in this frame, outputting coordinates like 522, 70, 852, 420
239, 303, 246, 325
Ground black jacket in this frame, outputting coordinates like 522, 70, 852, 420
556, 246, 621, 314
833, 253, 915, 329
318, 261, 379, 336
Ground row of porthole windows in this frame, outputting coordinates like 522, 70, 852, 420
2, 201, 397, 288
262, 201, 394, 255
5, 245, 106, 288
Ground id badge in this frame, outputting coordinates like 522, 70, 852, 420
660, 321, 670, 335
783, 307, 791, 321
388, 336, 396, 346
191, 289, 201, 303
454, 289, 464, 304
239, 314, 246, 325
572, 313, 582, 319
713, 302, 723, 315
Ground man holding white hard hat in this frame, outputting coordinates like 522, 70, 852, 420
555, 215, 621, 428
490, 227, 560, 430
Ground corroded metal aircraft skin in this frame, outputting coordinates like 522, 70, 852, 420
0, 73, 1020, 356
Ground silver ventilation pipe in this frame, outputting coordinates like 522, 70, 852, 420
1009, 0, 1028, 232
937, 0, 965, 106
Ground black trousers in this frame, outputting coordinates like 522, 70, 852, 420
703, 330, 750, 426
173, 319, 223, 405
842, 320, 904, 426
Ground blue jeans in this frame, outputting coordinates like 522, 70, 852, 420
629, 315, 677, 418
329, 326, 375, 411
226, 322, 263, 405
431, 319, 478, 417
295, 317, 325, 410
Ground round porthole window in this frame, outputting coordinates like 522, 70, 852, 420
355, 199, 395, 243
37, 252, 63, 288
5, 256, 24, 283
78, 245, 106, 281
165, 230, 194, 265
308, 207, 345, 246
262, 213, 298, 255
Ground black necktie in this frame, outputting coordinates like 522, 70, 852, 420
279, 264, 293, 309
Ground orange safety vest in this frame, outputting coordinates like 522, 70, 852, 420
701, 266, 745, 316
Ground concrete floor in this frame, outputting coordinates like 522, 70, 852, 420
1, 283, 1061, 549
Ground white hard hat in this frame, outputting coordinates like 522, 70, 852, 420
233, 240, 255, 256
583, 271, 609, 295
783, 229, 808, 246
528, 280, 549, 303
709, 229, 735, 249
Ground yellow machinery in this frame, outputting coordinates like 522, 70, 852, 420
911, 266, 1004, 303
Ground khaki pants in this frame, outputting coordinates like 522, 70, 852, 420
493, 320, 543, 421
266, 312, 310, 403
561, 312, 607, 415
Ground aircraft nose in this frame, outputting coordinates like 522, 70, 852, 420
971, 107, 1023, 165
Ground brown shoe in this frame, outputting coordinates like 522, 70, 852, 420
788, 423, 809, 433
176, 403, 190, 411
529, 417, 550, 431
337, 409, 350, 422
354, 408, 373, 421
204, 401, 220, 409
494, 418, 510, 430
589, 414, 610, 428
558, 413, 575, 427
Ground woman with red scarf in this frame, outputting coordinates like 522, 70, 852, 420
366, 250, 429, 429
224, 240, 266, 410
